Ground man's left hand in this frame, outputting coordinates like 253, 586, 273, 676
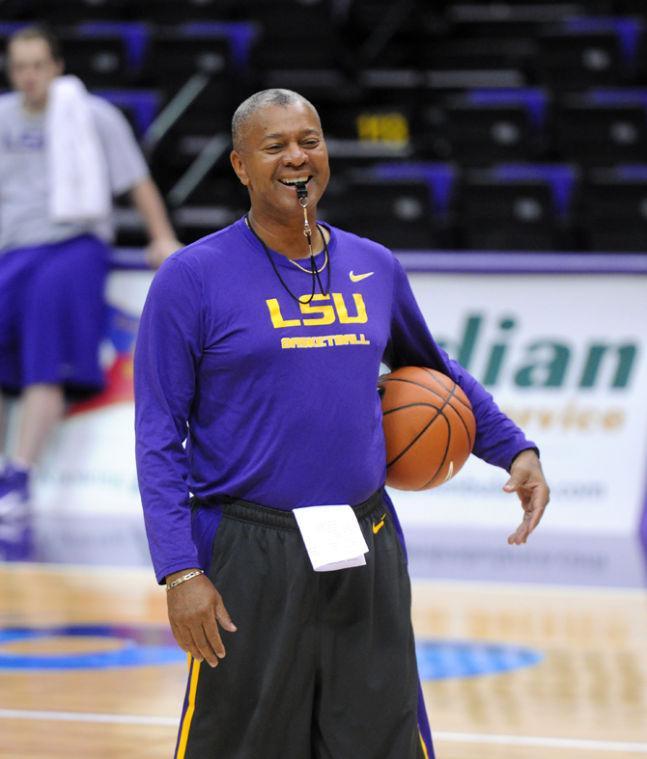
504, 449, 550, 545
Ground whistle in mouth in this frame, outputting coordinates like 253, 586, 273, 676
295, 181, 308, 205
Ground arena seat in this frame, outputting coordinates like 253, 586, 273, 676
55, 32, 131, 88
142, 26, 250, 85
420, 88, 549, 164
128, 0, 239, 24
555, 90, 647, 165
420, 36, 540, 75
578, 165, 647, 251
457, 164, 578, 251
322, 176, 439, 249
445, 2, 586, 39
0, 0, 128, 23
539, 27, 633, 91
1, 0, 644, 253
249, 0, 344, 71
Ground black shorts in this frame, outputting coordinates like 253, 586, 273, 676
176, 491, 428, 759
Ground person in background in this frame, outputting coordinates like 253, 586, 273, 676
0, 25, 181, 537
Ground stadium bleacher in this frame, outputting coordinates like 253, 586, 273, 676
0, 0, 645, 251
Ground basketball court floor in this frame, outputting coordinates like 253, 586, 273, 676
1, 528, 646, 759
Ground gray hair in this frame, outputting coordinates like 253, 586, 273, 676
231, 89, 319, 150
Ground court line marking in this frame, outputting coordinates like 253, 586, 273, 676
1, 710, 646, 752
0, 709, 176, 726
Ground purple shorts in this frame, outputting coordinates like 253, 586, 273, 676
0, 234, 109, 395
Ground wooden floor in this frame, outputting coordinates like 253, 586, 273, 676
1, 563, 646, 758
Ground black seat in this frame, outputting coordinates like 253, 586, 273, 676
57, 33, 131, 87
555, 93, 647, 166
446, 2, 578, 39
129, 0, 239, 23
322, 177, 438, 249
249, 1, 343, 71
421, 89, 548, 163
144, 32, 238, 86
578, 167, 647, 251
343, 0, 439, 68
421, 36, 539, 74
458, 166, 578, 251
0, 0, 128, 23
539, 30, 626, 91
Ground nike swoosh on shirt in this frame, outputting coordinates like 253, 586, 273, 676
349, 271, 374, 282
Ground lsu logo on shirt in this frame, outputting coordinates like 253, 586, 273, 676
266, 293, 367, 328
265, 293, 371, 350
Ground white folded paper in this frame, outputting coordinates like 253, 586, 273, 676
293, 504, 369, 572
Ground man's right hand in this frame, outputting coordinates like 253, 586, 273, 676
165, 570, 237, 668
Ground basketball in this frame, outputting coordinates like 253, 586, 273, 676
378, 366, 476, 490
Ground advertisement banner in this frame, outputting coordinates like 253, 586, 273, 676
391, 273, 647, 537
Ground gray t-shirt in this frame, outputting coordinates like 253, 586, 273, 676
0, 92, 149, 250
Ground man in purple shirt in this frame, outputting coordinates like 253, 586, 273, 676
134, 89, 549, 759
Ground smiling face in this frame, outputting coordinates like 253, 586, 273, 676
230, 100, 330, 227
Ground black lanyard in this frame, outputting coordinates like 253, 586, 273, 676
246, 215, 332, 305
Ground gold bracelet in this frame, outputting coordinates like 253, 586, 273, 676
166, 569, 204, 592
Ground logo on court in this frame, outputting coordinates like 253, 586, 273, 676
415, 640, 543, 680
349, 271, 374, 282
0, 625, 184, 670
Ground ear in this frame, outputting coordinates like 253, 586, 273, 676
230, 149, 249, 187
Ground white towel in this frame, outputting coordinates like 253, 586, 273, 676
46, 75, 111, 223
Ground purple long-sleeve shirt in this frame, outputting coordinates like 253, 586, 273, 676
134, 218, 536, 582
